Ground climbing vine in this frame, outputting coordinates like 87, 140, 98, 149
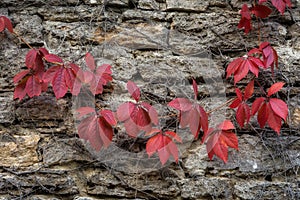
1, 0, 291, 165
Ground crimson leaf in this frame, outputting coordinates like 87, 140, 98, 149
168, 98, 208, 138
202, 120, 238, 163
238, 4, 252, 34
226, 55, 264, 84
76, 107, 116, 151
146, 130, 182, 165
117, 101, 158, 137
252, 83, 288, 134
127, 81, 141, 102
251, 5, 272, 18
0, 16, 13, 33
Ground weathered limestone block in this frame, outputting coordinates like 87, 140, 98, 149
1, 0, 83, 6
12, 14, 44, 44
178, 177, 232, 199
138, 0, 161, 10
43, 138, 93, 165
110, 23, 169, 50
234, 181, 300, 199
0, 172, 78, 196
85, 169, 180, 198
0, 128, 40, 167
122, 9, 169, 22
166, 0, 209, 12
38, 5, 98, 22
288, 23, 300, 50
15, 96, 67, 122
43, 21, 95, 45
0, 93, 14, 123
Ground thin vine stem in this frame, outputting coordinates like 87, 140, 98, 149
207, 98, 235, 114
13, 31, 34, 49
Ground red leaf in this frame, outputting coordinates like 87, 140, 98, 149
85, 52, 96, 71
251, 97, 266, 115
25, 75, 42, 98
236, 103, 251, 128
72, 76, 82, 96
226, 56, 262, 84
165, 131, 182, 143
146, 132, 180, 165
100, 110, 117, 126
98, 117, 114, 148
80, 63, 112, 95
205, 121, 238, 163
257, 102, 268, 128
271, 0, 292, 14
179, 110, 190, 128
13, 69, 30, 84
248, 57, 263, 76
221, 131, 239, 150
164, 140, 179, 163
168, 98, 193, 112
130, 106, 151, 127
14, 79, 27, 100
240, 4, 251, 19
3, 16, 13, 33
83, 70, 95, 83
269, 98, 288, 121
43, 65, 61, 83
117, 102, 135, 122
248, 48, 261, 56
244, 80, 254, 100
226, 57, 242, 79
52, 67, 67, 99
259, 42, 278, 72
206, 134, 229, 162
0, 18, 5, 32
38, 48, 49, 57
76, 107, 96, 118
177, 104, 208, 138
33, 54, 45, 74
96, 64, 112, 85
157, 146, 171, 165
127, 81, 140, 102
44, 54, 64, 65
267, 82, 285, 97
124, 120, 140, 137
251, 5, 272, 18
64, 63, 79, 94
192, 79, 198, 100
141, 102, 159, 125
238, 15, 252, 34
25, 49, 38, 69
78, 115, 103, 151
189, 106, 201, 138
235, 88, 243, 101
229, 98, 241, 109
146, 133, 164, 157
0, 16, 13, 33
198, 105, 209, 134
77, 112, 114, 151
217, 120, 235, 130
117, 101, 157, 137
267, 107, 282, 134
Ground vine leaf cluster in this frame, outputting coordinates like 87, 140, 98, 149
0, 0, 292, 165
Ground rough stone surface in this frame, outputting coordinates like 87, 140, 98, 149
0, 0, 299, 199
0, 127, 40, 167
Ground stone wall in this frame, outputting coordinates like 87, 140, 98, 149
0, 0, 300, 199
